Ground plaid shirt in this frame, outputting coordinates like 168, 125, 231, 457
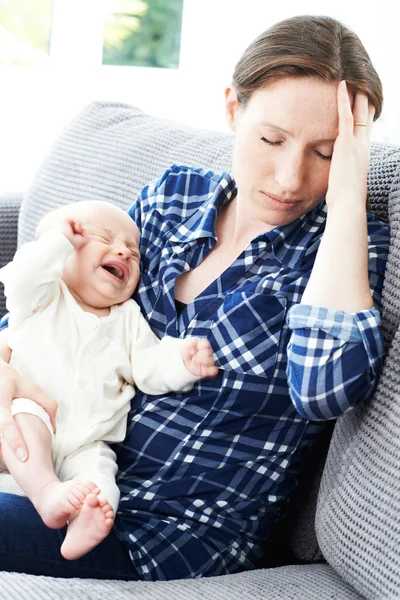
113, 165, 389, 580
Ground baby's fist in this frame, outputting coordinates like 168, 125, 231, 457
63, 219, 87, 250
181, 338, 218, 379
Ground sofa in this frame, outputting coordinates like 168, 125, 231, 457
0, 101, 400, 599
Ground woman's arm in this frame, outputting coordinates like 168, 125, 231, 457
301, 82, 375, 311
287, 82, 388, 420
0, 328, 57, 461
286, 302, 385, 420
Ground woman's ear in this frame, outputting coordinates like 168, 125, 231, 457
225, 86, 240, 132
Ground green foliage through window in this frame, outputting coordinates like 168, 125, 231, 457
0, 0, 53, 66
103, 0, 184, 68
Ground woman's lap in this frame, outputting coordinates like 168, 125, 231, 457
0, 493, 139, 580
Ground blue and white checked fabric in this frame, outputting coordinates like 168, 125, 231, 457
114, 165, 389, 580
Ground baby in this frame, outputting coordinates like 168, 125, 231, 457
0, 200, 217, 561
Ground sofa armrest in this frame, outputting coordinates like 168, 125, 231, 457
0, 193, 22, 319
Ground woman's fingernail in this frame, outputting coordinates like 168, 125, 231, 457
16, 448, 27, 461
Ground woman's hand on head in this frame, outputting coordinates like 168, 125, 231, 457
0, 329, 57, 462
325, 81, 374, 210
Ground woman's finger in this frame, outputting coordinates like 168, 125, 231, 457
366, 102, 375, 138
0, 406, 28, 462
352, 92, 372, 138
0, 351, 29, 460
337, 80, 354, 137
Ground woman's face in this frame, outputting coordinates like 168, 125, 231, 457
226, 76, 340, 228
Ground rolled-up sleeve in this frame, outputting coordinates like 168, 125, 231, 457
286, 304, 384, 420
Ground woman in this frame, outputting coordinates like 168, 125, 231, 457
0, 15, 389, 580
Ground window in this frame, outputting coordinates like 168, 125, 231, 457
0, 0, 53, 66
102, 0, 184, 68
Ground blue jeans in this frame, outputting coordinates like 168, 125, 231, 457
0, 493, 139, 579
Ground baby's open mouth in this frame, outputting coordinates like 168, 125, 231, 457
102, 264, 125, 281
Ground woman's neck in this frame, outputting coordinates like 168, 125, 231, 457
218, 197, 273, 250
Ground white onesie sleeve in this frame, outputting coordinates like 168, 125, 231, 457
127, 303, 200, 395
0, 231, 73, 329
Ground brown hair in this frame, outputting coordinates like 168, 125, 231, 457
232, 15, 383, 119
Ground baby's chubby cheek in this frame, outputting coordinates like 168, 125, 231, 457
61, 258, 76, 290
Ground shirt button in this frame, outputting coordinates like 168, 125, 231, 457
79, 380, 87, 388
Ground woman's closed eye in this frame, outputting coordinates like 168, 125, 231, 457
261, 136, 282, 147
314, 150, 332, 161
260, 136, 332, 161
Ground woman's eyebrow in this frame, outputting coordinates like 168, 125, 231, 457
260, 121, 292, 135
260, 121, 336, 143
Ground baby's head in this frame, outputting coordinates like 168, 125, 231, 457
37, 200, 141, 311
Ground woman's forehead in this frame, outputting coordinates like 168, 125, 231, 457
245, 77, 339, 139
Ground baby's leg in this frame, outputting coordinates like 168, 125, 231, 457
2, 399, 98, 529
58, 441, 119, 560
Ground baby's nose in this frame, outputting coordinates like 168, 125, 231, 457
114, 244, 130, 258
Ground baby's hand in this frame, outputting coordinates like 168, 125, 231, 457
181, 338, 218, 379
63, 219, 87, 250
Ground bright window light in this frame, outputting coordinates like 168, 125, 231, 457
102, 0, 184, 68
0, 0, 53, 66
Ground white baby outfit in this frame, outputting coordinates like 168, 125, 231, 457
0, 231, 199, 511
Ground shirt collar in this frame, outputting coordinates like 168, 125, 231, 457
264, 200, 327, 268
167, 172, 237, 245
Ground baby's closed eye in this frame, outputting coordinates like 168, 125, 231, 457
86, 227, 112, 242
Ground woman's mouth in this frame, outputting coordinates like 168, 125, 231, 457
261, 192, 300, 211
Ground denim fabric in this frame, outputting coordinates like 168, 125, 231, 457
0, 493, 139, 580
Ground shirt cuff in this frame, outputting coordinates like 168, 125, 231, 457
286, 304, 381, 343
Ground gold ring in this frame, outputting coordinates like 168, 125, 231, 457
354, 122, 367, 127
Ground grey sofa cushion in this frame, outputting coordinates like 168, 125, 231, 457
316, 163, 400, 600
368, 142, 400, 223
19, 102, 234, 246
0, 193, 22, 318
0, 564, 363, 600
368, 143, 400, 349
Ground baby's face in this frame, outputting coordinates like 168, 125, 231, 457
62, 206, 141, 309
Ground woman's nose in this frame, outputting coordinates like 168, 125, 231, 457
274, 152, 306, 194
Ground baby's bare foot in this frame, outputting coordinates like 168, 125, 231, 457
32, 479, 99, 529
61, 493, 114, 560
